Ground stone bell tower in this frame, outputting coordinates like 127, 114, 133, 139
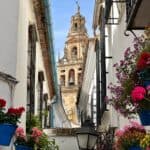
57, 4, 89, 126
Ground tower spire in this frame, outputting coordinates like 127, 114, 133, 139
76, 0, 80, 13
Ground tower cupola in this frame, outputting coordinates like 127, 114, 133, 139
68, 3, 87, 36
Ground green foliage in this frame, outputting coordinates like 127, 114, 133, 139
0, 108, 5, 123
5, 115, 20, 125
26, 113, 41, 133
25, 113, 59, 150
42, 110, 48, 117
37, 134, 59, 150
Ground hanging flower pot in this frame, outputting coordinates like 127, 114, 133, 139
0, 123, 17, 146
138, 110, 150, 126
15, 145, 33, 150
128, 146, 142, 150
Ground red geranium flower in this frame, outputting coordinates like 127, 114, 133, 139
137, 52, 150, 70
0, 98, 25, 125
0, 99, 6, 108
7, 107, 25, 116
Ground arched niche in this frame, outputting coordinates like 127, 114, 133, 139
68, 69, 75, 86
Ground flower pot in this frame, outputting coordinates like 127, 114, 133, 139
0, 123, 17, 146
143, 80, 150, 87
128, 146, 142, 150
15, 145, 33, 150
139, 110, 150, 126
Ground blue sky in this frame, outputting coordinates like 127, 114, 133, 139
51, 0, 95, 60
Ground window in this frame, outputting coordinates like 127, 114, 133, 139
68, 69, 75, 86
27, 25, 37, 114
38, 71, 44, 127
60, 75, 65, 86
71, 47, 77, 59
61, 70, 65, 73
78, 68, 82, 71
74, 23, 78, 30
43, 93, 48, 128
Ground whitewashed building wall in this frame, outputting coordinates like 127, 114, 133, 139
105, 5, 143, 128
0, 0, 52, 149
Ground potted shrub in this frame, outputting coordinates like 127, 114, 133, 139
114, 122, 146, 150
0, 98, 25, 146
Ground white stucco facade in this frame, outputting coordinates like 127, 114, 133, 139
92, 1, 144, 131
105, 6, 143, 129
78, 1, 145, 134
78, 38, 97, 124
0, 1, 55, 149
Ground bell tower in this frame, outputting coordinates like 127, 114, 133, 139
57, 4, 89, 126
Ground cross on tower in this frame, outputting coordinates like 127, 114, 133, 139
76, 0, 80, 13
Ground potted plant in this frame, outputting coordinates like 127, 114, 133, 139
114, 122, 146, 150
140, 134, 150, 150
36, 133, 59, 150
0, 98, 25, 146
107, 29, 150, 124
134, 50, 150, 125
14, 127, 59, 150
14, 127, 43, 150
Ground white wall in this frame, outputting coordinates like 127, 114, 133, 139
0, 0, 19, 77
13, 0, 29, 129
79, 40, 96, 112
0, 0, 52, 149
0, 1, 19, 149
106, 9, 143, 128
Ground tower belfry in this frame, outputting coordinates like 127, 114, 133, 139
57, 5, 89, 126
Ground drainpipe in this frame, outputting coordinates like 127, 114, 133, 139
43, 0, 58, 97
43, 0, 71, 128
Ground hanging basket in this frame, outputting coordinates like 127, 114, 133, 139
15, 145, 33, 150
138, 110, 150, 126
128, 146, 142, 150
0, 123, 17, 146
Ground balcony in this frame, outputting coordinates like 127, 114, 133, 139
126, 0, 150, 29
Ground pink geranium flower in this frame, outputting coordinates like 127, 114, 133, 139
131, 86, 146, 102
115, 129, 124, 137
146, 147, 150, 150
15, 127, 26, 139
146, 85, 150, 90
31, 127, 43, 143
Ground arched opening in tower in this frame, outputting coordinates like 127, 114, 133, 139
68, 69, 75, 86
